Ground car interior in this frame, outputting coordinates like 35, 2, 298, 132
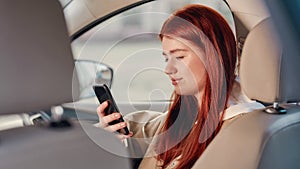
0, 0, 300, 168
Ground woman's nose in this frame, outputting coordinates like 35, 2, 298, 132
164, 60, 177, 75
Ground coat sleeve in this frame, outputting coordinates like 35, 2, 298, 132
124, 111, 167, 159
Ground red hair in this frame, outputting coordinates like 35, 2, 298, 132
156, 4, 237, 168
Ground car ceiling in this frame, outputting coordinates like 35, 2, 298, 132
61, 0, 141, 36
61, 0, 270, 38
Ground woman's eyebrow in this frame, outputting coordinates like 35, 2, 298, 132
162, 49, 188, 56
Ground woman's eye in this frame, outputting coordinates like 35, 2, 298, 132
164, 58, 169, 62
176, 56, 184, 60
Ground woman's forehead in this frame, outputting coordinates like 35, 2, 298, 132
162, 36, 201, 55
162, 37, 190, 50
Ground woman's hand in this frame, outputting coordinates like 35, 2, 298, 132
96, 101, 133, 142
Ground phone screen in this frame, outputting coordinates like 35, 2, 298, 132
93, 84, 130, 135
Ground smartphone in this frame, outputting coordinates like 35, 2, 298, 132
93, 84, 130, 135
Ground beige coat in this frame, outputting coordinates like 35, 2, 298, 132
124, 110, 166, 169
124, 111, 259, 169
124, 81, 264, 169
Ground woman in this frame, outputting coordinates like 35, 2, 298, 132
98, 4, 237, 169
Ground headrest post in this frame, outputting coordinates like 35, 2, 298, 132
49, 106, 72, 128
264, 102, 287, 114
273, 102, 279, 109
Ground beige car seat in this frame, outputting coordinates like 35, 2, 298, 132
192, 18, 300, 169
0, 0, 131, 168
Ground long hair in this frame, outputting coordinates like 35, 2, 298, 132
156, 4, 237, 168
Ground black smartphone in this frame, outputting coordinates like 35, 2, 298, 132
93, 84, 130, 135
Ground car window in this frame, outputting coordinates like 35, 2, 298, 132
71, 0, 235, 102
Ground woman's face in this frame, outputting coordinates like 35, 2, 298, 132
162, 36, 207, 97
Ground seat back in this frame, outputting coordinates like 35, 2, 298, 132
0, 0, 131, 168
0, 122, 132, 169
192, 18, 300, 169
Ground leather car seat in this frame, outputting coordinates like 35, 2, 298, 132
0, 0, 131, 168
192, 18, 300, 169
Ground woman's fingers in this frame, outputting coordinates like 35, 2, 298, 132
104, 121, 127, 133
97, 101, 121, 127
96, 101, 108, 118
99, 113, 120, 127
96, 101, 134, 145
115, 132, 134, 141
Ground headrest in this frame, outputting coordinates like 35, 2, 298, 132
240, 18, 300, 103
0, 0, 79, 114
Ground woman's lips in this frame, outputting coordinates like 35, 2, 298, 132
171, 78, 183, 85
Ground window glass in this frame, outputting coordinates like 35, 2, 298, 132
71, 0, 235, 102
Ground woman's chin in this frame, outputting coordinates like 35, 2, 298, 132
174, 88, 189, 95
174, 87, 199, 96
174, 87, 182, 95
